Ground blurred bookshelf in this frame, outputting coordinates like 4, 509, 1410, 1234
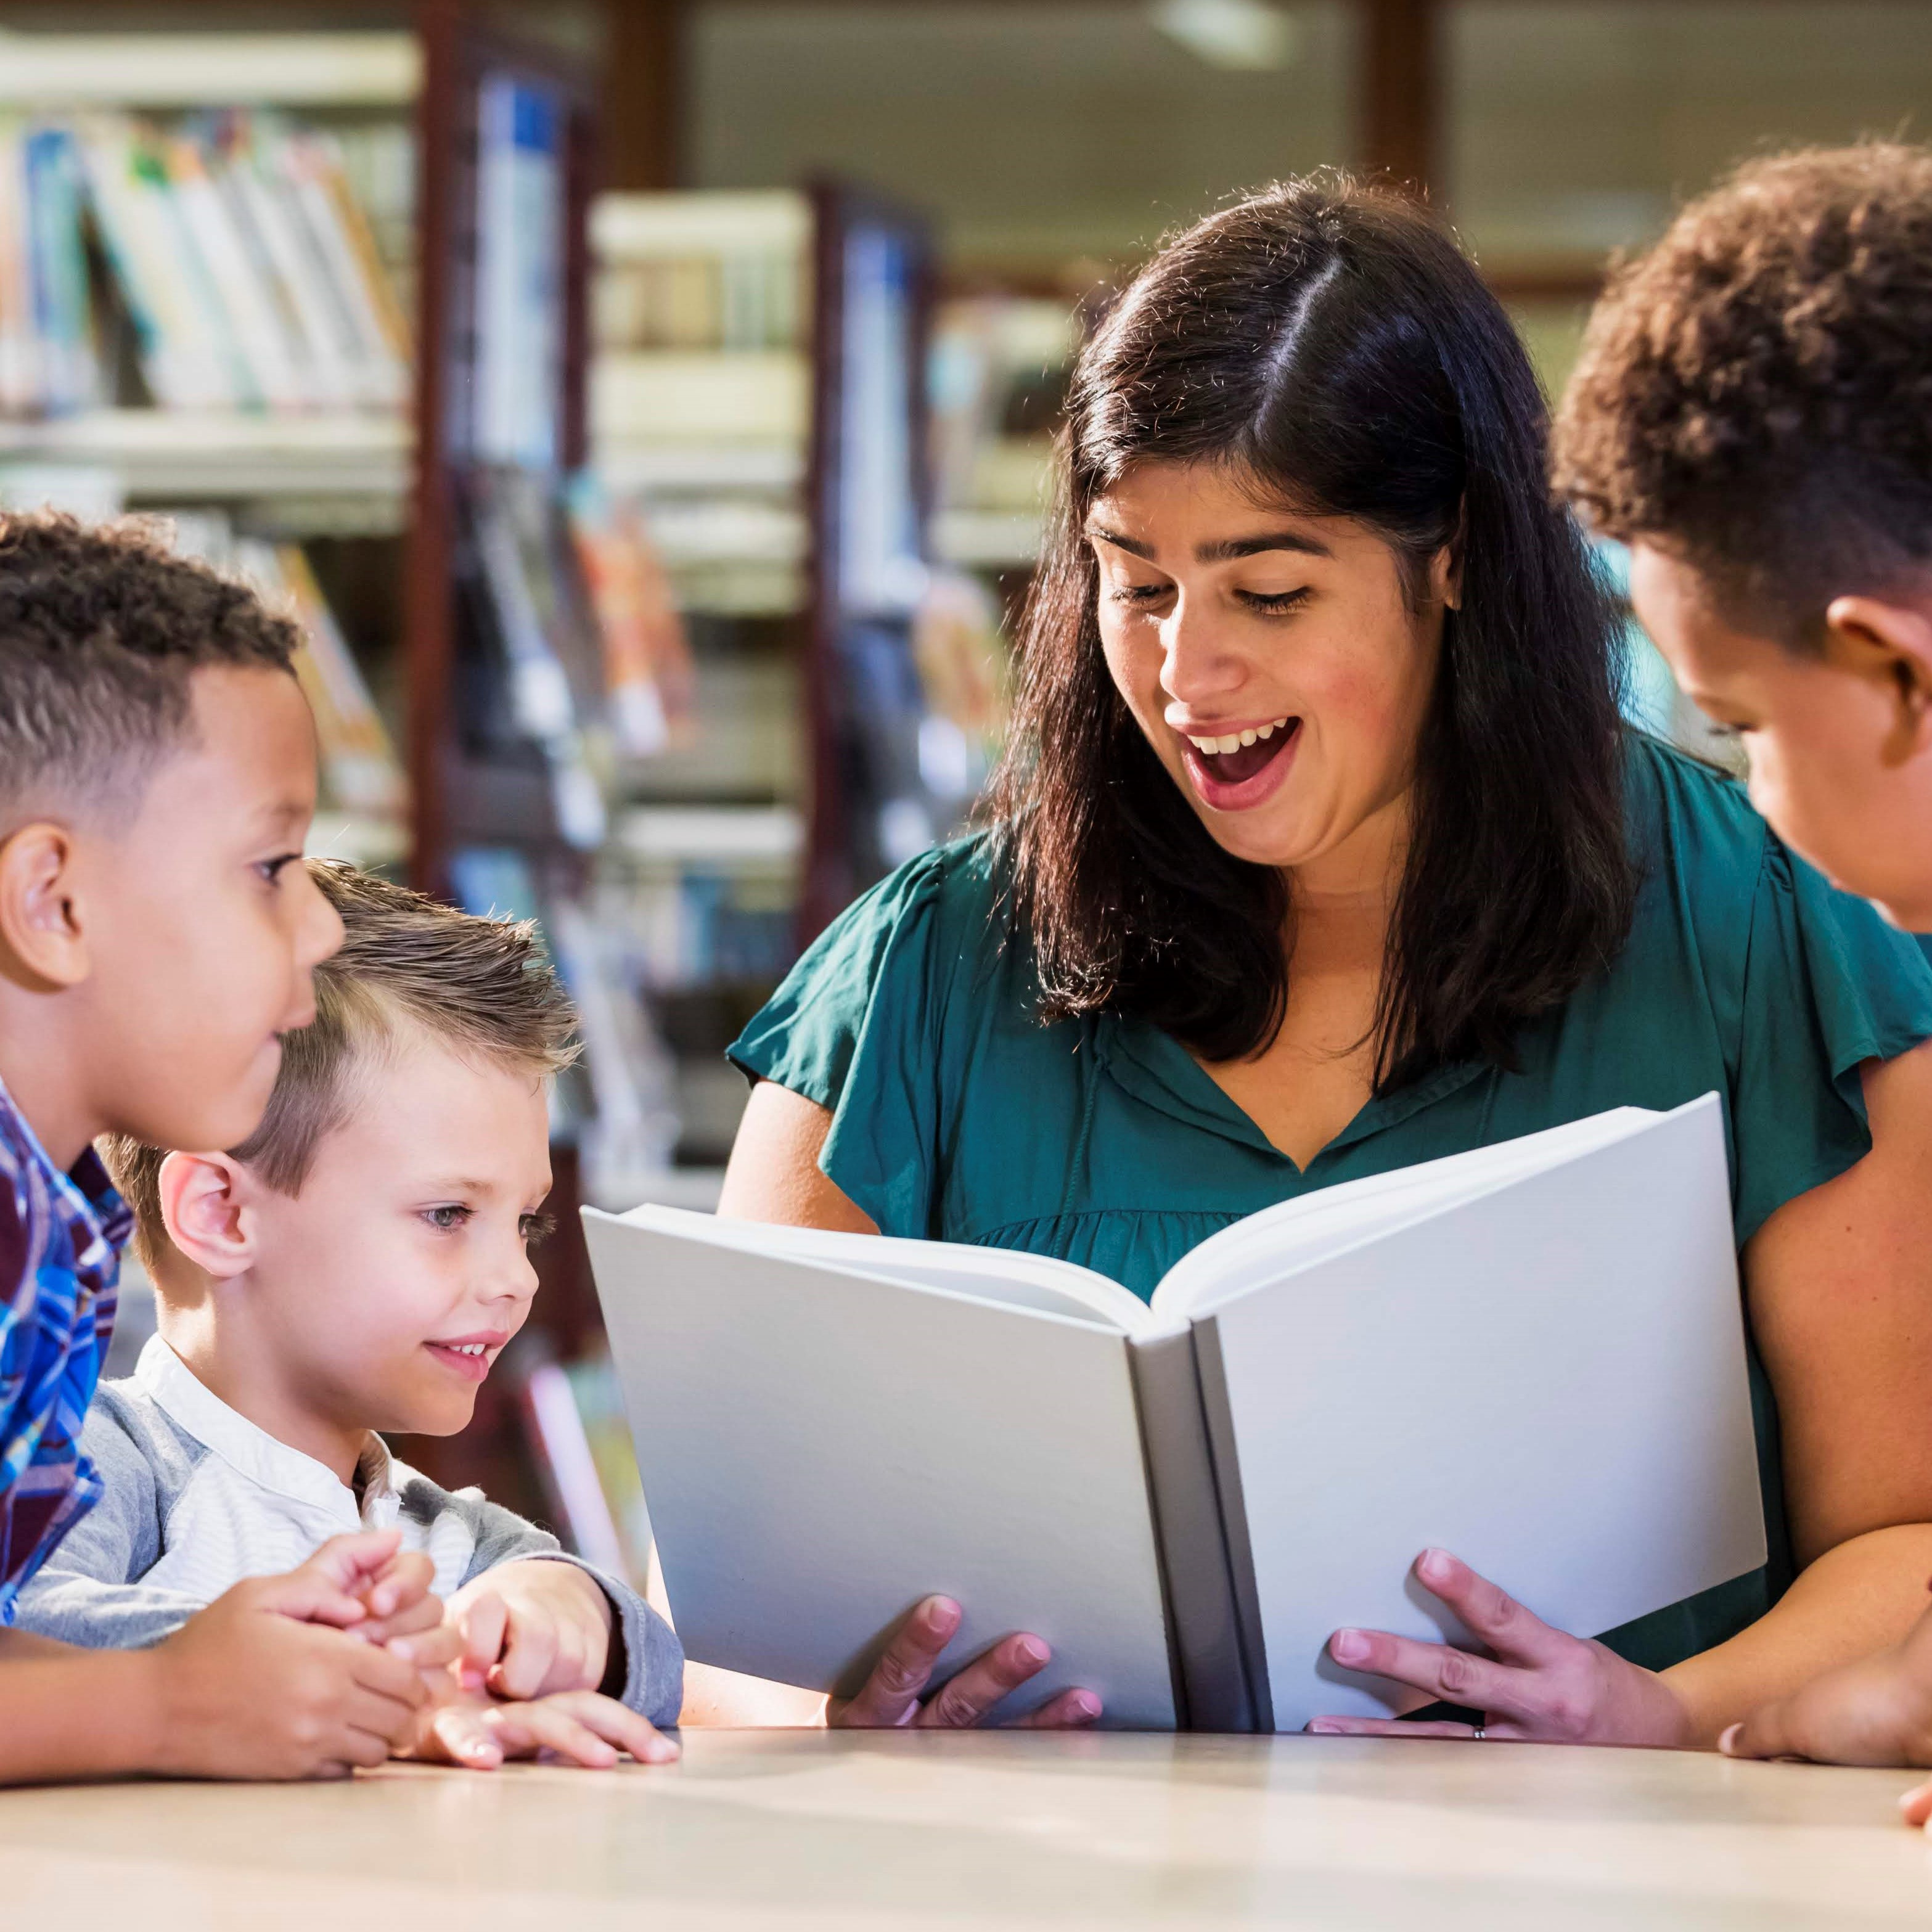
0, 15, 1015, 1528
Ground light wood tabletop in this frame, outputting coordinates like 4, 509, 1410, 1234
10, 1730, 1932, 1930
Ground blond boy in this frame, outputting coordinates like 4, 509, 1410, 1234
19, 862, 682, 1768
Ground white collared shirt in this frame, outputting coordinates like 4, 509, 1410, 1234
130, 1335, 485, 1603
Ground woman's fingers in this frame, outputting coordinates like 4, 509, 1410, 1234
1306, 1716, 1483, 1738
1409, 1549, 1568, 1666
830, 1598, 1087, 1731
914, 1632, 1053, 1729
1008, 1687, 1103, 1730
833, 1596, 959, 1727
1326, 1624, 1525, 1715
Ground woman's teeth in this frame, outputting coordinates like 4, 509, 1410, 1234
441, 1343, 488, 1357
1186, 717, 1290, 755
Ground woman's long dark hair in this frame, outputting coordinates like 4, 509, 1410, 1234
987, 175, 1636, 1089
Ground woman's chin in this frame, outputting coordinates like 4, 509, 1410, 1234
1189, 806, 1315, 871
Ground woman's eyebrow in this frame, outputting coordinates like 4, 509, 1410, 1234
1084, 524, 1332, 563
1086, 523, 1154, 559
1197, 531, 1333, 562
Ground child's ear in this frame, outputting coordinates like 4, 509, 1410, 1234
157, 1150, 257, 1280
1824, 595, 1932, 763
0, 821, 90, 992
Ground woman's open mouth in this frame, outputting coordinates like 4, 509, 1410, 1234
1179, 715, 1301, 810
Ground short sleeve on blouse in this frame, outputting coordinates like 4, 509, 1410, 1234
729, 844, 979, 1235
1729, 834, 1932, 1244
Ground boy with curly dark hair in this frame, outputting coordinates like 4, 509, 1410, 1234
0, 514, 454, 1782
1553, 142, 1932, 1801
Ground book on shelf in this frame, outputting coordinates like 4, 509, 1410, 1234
463, 467, 608, 849
591, 190, 807, 356
448, 843, 682, 1201
583, 1095, 1766, 1732
512, 1345, 658, 1590
565, 473, 695, 759
0, 108, 407, 421
0, 120, 99, 418
475, 75, 563, 469
257, 540, 406, 819
149, 509, 405, 822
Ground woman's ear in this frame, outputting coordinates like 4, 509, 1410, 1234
157, 1150, 257, 1280
0, 821, 90, 993
1823, 595, 1932, 764
1430, 506, 1466, 612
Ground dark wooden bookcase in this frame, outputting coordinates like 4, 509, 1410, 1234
395, 0, 606, 1507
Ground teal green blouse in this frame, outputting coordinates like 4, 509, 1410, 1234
731, 737, 1932, 1673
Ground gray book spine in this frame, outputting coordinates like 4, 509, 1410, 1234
1129, 1326, 1261, 1732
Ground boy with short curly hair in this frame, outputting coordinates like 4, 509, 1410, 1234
1554, 142, 1932, 1796
22, 860, 684, 1770
0, 512, 449, 1783
1555, 141, 1932, 930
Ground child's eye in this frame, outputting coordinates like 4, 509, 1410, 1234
520, 1211, 557, 1247
424, 1205, 472, 1232
255, 853, 301, 885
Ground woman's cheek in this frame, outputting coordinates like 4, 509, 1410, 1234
1100, 624, 1165, 732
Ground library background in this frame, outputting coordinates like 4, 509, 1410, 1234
1, 0, 1920, 1565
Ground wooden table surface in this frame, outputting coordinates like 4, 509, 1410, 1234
12, 1730, 1932, 1930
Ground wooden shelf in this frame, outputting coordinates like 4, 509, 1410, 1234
0, 31, 420, 107
596, 443, 803, 494
0, 410, 409, 501
933, 507, 1042, 570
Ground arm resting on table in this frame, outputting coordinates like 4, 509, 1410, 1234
1668, 1046, 1932, 1743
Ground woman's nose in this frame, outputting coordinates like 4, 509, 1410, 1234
1159, 594, 1248, 705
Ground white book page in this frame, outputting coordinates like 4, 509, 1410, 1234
617, 1203, 1154, 1333
1152, 1105, 1659, 1320
584, 1210, 1181, 1728
1193, 1094, 1762, 1729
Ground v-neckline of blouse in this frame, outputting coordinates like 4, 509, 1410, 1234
1100, 1016, 1490, 1177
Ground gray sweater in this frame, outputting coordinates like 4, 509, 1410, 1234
16, 1338, 681, 1729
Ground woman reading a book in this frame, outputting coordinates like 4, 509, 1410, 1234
707, 176, 1932, 1747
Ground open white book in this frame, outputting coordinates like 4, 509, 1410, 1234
583, 1092, 1766, 1730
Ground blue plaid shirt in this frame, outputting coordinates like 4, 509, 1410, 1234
0, 1078, 127, 1623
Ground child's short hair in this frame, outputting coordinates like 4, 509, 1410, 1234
106, 860, 578, 1270
0, 513, 299, 827
1553, 142, 1932, 644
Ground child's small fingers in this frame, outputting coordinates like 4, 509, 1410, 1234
367, 1551, 437, 1621
430, 1705, 506, 1771
1718, 1700, 1801, 1762
546, 1692, 679, 1765
458, 1593, 511, 1676
493, 1616, 559, 1702
391, 1618, 463, 1672
483, 1700, 620, 1769
1900, 1777, 1932, 1828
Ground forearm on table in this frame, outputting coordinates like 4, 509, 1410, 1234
1663, 1523, 1932, 1745
679, 1658, 827, 1728
0, 1629, 162, 1783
